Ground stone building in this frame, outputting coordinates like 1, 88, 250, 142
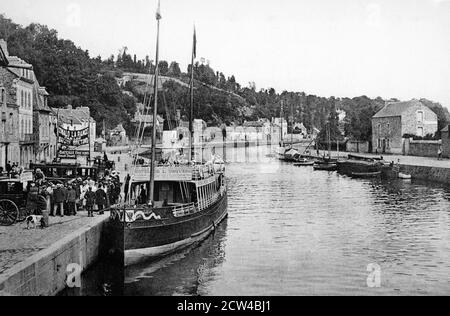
0, 39, 35, 168
33, 83, 57, 163
55, 105, 96, 164
372, 99, 438, 154
0, 67, 20, 169
108, 123, 129, 146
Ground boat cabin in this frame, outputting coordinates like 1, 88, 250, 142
127, 163, 226, 211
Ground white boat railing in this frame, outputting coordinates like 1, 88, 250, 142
132, 164, 223, 182
172, 203, 198, 218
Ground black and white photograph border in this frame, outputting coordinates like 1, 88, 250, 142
0, 0, 450, 299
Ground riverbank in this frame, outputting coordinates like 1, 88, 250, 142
305, 150, 450, 184
0, 213, 110, 296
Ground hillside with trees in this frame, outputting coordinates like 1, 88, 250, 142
1, 13, 449, 142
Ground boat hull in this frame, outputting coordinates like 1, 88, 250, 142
351, 171, 382, 178
122, 193, 228, 266
313, 162, 338, 171
294, 162, 315, 167
336, 160, 381, 175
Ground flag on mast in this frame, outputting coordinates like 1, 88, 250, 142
156, 0, 162, 20
193, 26, 197, 59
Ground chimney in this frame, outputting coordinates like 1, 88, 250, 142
0, 39, 9, 57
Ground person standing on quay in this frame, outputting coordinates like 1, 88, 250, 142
85, 187, 96, 218
52, 184, 66, 217
6, 161, 11, 176
96, 184, 107, 215
67, 185, 77, 216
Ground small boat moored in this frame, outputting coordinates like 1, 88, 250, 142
294, 158, 315, 167
313, 160, 338, 171
398, 173, 412, 180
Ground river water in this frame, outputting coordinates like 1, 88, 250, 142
62, 146, 450, 296
122, 146, 450, 296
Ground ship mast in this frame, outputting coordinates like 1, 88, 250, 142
189, 26, 196, 162
149, 0, 162, 205
280, 100, 284, 147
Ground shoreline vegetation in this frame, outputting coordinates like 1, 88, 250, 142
1, 13, 448, 145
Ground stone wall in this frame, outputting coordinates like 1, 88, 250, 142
0, 217, 111, 296
442, 130, 450, 158
400, 164, 450, 184
346, 140, 369, 153
404, 138, 441, 158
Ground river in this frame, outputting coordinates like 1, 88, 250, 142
66, 145, 450, 296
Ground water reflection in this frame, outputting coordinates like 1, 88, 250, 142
67, 146, 450, 296
124, 154, 450, 296
125, 219, 228, 296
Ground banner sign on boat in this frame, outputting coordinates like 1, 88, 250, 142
133, 166, 193, 182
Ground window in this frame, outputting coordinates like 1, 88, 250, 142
387, 139, 390, 148
387, 123, 390, 133
417, 127, 424, 137
417, 111, 424, 123
20, 90, 24, 107
378, 124, 381, 135
0, 88, 5, 105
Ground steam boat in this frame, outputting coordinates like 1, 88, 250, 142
110, 2, 228, 266
111, 163, 228, 266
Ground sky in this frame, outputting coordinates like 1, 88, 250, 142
1, 0, 449, 107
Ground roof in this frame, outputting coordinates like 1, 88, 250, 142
243, 121, 264, 128
442, 126, 449, 132
33, 82, 51, 112
373, 99, 426, 118
56, 106, 92, 124
0, 46, 7, 66
112, 124, 126, 132
133, 113, 164, 124
0, 39, 8, 66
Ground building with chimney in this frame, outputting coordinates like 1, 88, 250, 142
372, 99, 438, 154
0, 39, 37, 168
33, 83, 57, 163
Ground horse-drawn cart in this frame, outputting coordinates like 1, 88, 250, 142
0, 175, 44, 226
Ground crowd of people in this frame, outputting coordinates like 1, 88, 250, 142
28, 169, 123, 218
0, 161, 26, 177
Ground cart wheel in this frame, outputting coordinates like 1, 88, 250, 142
0, 199, 19, 226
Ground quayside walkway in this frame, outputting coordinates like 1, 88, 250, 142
0, 213, 109, 296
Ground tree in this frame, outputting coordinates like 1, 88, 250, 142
158, 61, 169, 75
168, 61, 181, 77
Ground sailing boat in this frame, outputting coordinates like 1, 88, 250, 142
110, 2, 228, 267
278, 100, 300, 162
313, 121, 337, 171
